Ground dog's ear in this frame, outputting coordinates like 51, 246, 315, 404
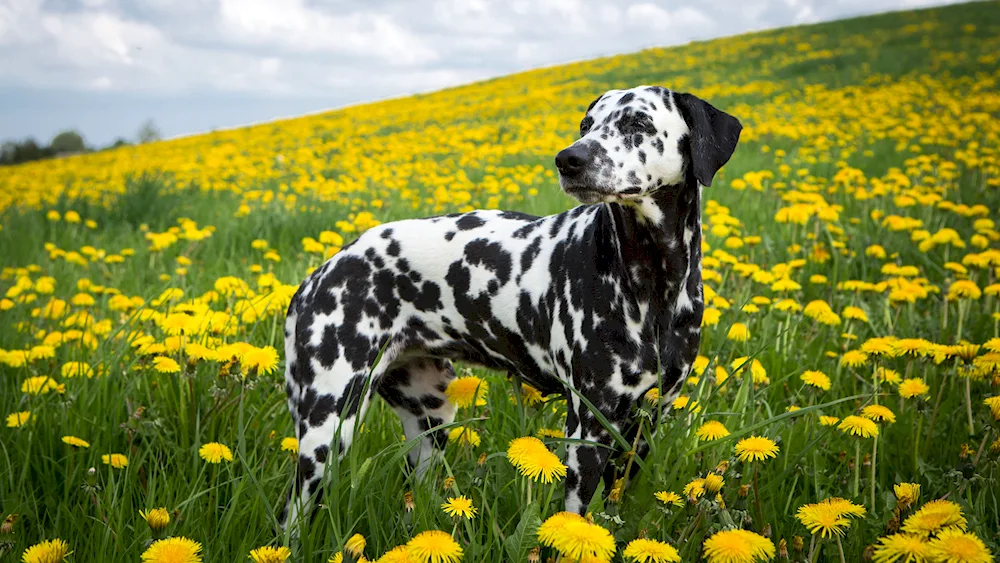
673, 92, 742, 187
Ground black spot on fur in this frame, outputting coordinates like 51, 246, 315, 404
456, 214, 486, 230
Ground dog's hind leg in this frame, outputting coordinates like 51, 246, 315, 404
377, 358, 457, 479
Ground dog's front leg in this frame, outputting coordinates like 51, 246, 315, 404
562, 403, 617, 515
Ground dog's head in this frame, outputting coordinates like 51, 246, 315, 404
556, 86, 742, 203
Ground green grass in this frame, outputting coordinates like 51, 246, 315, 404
2, 1, 1000, 561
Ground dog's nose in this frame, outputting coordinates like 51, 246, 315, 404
555, 145, 589, 177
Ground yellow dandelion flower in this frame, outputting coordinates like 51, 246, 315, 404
654, 491, 683, 507
984, 396, 1000, 420
61, 435, 90, 448
60, 361, 94, 378
199, 442, 233, 463
774, 298, 802, 312
734, 436, 779, 463
838, 415, 879, 438
875, 367, 902, 385
102, 453, 128, 468
21, 538, 71, 563
703, 307, 722, 327
21, 376, 64, 395
894, 483, 921, 507
140, 507, 171, 531
704, 473, 725, 494
346, 534, 367, 557
152, 356, 181, 374
444, 376, 487, 408
872, 534, 932, 563
840, 350, 869, 368
280, 437, 298, 453
249, 546, 291, 563
796, 504, 849, 538
623, 537, 681, 562
644, 387, 660, 406
819, 415, 840, 426
947, 280, 981, 300
800, 370, 831, 391
696, 421, 731, 441
902, 499, 967, 538
243, 346, 280, 375
141, 537, 202, 563
899, 378, 930, 399
406, 530, 462, 563
861, 404, 896, 424
684, 478, 707, 500
507, 436, 566, 483
842, 306, 868, 322
375, 546, 412, 563
796, 498, 865, 538
928, 528, 993, 563
537, 511, 616, 562
447, 426, 481, 447
7, 410, 32, 428
771, 277, 802, 292
730, 357, 768, 385
727, 323, 750, 342
703, 529, 775, 563
440, 496, 477, 519
520, 383, 545, 405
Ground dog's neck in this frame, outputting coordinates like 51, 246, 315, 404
605, 177, 703, 314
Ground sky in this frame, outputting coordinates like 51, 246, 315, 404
0, 0, 963, 147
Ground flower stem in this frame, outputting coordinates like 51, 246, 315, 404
852, 442, 860, 499
835, 535, 847, 563
964, 375, 975, 436
871, 434, 878, 511
753, 462, 764, 531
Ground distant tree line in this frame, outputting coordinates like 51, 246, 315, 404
1, 119, 162, 166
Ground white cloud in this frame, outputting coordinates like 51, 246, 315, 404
0, 0, 967, 144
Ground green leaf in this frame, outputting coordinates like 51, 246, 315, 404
503, 502, 541, 562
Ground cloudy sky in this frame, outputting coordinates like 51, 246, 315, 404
0, 0, 959, 146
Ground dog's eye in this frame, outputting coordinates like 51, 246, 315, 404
579, 116, 594, 136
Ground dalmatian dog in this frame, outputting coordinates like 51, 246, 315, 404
281, 85, 742, 526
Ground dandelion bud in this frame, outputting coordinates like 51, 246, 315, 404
527, 547, 540, 563
777, 538, 788, 559
85, 467, 97, 486
704, 473, 724, 494
643, 387, 660, 407
345, 533, 366, 560
737, 484, 750, 498
608, 478, 625, 503
762, 523, 772, 538
442, 476, 455, 491
792, 536, 804, 552
714, 460, 730, 474
862, 545, 875, 561
403, 491, 415, 512
139, 507, 170, 540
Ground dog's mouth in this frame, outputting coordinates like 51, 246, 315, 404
561, 184, 612, 204
560, 179, 645, 204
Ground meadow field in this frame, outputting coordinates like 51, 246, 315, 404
3, 1, 1000, 561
